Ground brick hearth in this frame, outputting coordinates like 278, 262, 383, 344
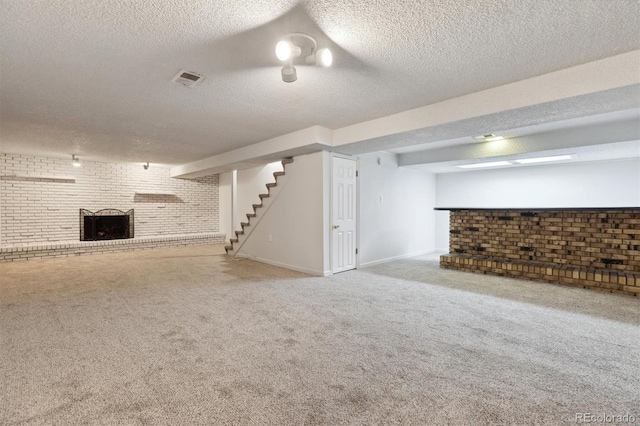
0, 233, 226, 262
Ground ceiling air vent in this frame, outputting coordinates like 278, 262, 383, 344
172, 70, 205, 88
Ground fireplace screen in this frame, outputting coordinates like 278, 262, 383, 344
80, 209, 134, 241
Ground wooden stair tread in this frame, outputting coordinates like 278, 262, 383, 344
227, 157, 294, 257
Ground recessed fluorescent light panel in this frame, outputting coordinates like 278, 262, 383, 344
458, 161, 512, 169
514, 155, 573, 164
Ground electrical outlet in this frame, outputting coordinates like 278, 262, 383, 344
268, 234, 273, 242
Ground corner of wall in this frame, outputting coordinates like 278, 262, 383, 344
235, 152, 327, 275
358, 152, 437, 266
322, 151, 332, 275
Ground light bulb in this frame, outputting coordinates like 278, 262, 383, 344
317, 48, 332, 67
307, 48, 333, 67
276, 40, 301, 62
276, 41, 292, 61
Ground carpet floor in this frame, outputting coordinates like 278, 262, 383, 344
1, 244, 639, 425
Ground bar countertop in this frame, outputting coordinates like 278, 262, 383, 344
434, 207, 640, 211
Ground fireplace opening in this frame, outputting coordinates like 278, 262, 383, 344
80, 209, 134, 241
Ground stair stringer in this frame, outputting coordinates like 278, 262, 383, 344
225, 159, 293, 256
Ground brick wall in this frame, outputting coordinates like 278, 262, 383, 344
1, 153, 219, 245
440, 209, 640, 296
0, 233, 226, 262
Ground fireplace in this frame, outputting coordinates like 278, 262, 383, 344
80, 209, 134, 241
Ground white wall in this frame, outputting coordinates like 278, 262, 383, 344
237, 152, 328, 276
0, 153, 220, 245
217, 162, 284, 244
235, 162, 284, 231
322, 152, 332, 274
435, 158, 640, 250
358, 152, 436, 267
218, 171, 233, 241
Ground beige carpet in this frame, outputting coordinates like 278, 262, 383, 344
1, 245, 639, 425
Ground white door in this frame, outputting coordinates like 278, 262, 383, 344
332, 157, 357, 273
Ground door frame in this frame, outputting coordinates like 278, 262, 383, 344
330, 153, 360, 273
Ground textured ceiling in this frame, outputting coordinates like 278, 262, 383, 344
1, 0, 639, 165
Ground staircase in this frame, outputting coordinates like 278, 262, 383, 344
225, 157, 294, 255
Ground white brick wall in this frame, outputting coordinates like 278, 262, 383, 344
1, 154, 219, 245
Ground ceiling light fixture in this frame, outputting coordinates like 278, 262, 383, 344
514, 155, 574, 164
72, 154, 81, 167
457, 154, 576, 169
275, 33, 332, 83
457, 161, 512, 169
473, 134, 505, 142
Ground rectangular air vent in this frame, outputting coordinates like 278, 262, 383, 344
172, 70, 205, 88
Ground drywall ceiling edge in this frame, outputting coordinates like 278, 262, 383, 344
170, 126, 332, 178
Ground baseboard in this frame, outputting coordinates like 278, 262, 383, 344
236, 254, 324, 276
359, 250, 434, 268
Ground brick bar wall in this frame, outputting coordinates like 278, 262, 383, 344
441, 209, 640, 297
1, 154, 219, 245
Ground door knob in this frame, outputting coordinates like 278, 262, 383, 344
333, 225, 340, 229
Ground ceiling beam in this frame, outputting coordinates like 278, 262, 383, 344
332, 50, 640, 148
397, 118, 640, 167
171, 126, 332, 178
